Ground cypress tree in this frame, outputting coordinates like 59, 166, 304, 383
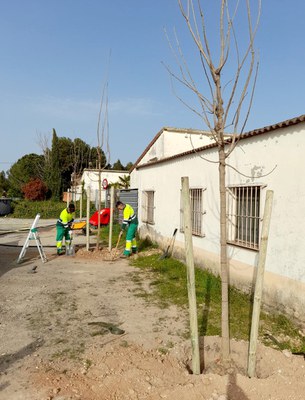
50, 129, 62, 201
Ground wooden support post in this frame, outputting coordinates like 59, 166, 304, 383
109, 186, 114, 251
80, 192, 83, 220
247, 190, 274, 378
181, 176, 201, 375
86, 187, 91, 251
67, 189, 70, 207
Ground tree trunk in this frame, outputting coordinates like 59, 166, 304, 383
219, 146, 230, 360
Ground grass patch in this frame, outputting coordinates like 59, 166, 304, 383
130, 254, 305, 353
51, 342, 85, 361
98, 223, 122, 247
99, 226, 158, 251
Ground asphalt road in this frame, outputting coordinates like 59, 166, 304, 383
0, 218, 94, 257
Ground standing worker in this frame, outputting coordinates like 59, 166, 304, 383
56, 203, 75, 255
116, 201, 138, 258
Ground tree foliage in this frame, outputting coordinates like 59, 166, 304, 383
49, 129, 62, 201
0, 171, 9, 197
111, 159, 125, 171
7, 154, 45, 197
22, 178, 48, 201
6, 130, 116, 199
109, 174, 130, 189
125, 162, 133, 171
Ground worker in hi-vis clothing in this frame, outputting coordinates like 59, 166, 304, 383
56, 203, 75, 255
116, 201, 138, 257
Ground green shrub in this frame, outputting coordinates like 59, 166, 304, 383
10, 200, 66, 219
8, 199, 97, 219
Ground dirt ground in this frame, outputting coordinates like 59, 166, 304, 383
1, 224, 305, 400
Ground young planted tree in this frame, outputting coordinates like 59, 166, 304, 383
167, 0, 261, 360
95, 78, 111, 249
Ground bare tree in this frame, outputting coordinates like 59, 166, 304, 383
95, 76, 111, 249
36, 131, 52, 184
166, 0, 261, 361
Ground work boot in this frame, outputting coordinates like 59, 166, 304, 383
57, 249, 65, 256
120, 253, 130, 259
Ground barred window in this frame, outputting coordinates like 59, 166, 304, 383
227, 185, 261, 250
180, 188, 205, 237
142, 191, 155, 224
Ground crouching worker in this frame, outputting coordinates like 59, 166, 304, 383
56, 203, 75, 255
116, 201, 138, 258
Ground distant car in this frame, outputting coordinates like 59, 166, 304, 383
89, 208, 111, 228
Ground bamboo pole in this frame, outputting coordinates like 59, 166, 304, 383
247, 190, 274, 378
181, 176, 201, 375
86, 187, 91, 251
109, 186, 114, 251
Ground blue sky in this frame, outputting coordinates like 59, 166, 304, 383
0, 0, 304, 170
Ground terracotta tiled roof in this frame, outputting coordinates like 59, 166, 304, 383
130, 114, 305, 171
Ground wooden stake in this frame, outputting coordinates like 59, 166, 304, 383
109, 186, 114, 251
247, 190, 274, 378
80, 192, 83, 220
181, 176, 201, 375
86, 187, 91, 251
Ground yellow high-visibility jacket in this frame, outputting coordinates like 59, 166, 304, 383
121, 204, 138, 230
57, 208, 75, 228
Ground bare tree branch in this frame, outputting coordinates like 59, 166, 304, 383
167, 0, 263, 363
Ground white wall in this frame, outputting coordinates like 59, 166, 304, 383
228, 124, 305, 282
140, 129, 214, 164
76, 169, 128, 202
131, 123, 305, 322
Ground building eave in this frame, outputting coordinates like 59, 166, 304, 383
131, 114, 305, 171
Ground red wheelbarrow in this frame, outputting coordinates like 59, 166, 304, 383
89, 208, 111, 228
71, 208, 111, 233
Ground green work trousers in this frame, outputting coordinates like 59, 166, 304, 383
123, 223, 138, 256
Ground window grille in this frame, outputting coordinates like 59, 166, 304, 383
180, 188, 205, 237
142, 190, 154, 224
227, 185, 261, 250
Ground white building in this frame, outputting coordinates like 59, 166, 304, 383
130, 115, 305, 323
73, 169, 128, 203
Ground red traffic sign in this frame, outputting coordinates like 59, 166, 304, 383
102, 178, 108, 189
